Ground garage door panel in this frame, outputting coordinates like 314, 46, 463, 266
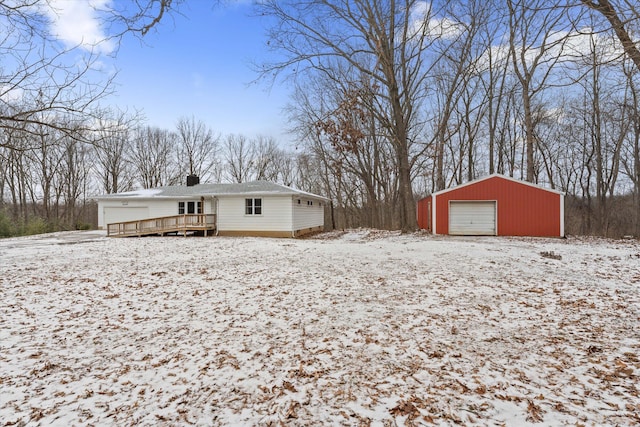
449, 201, 496, 235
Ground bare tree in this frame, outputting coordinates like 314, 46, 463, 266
474, 0, 512, 176
175, 116, 219, 182
257, 0, 444, 231
57, 136, 92, 227
130, 126, 180, 188
0, 145, 7, 206
0, 2, 115, 144
315, 83, 395, 228
223, 134, 255, 183
1, 129, 30, 221
251, 135, 279, 181
27, 124, 65, 221
105, 0, 187, 37
620, 62, 640, 235
270, 148, 297, 186
507, 0, 575, 182
92, 112, 137, 194
0, 0, 200, 146
425, 0, 491, 190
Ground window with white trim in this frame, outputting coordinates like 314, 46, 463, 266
178, 201, 202, 214
245, 198, 262, 215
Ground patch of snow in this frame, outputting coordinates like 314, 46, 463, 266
0, 231, 638, 425
127, 188, 163, 197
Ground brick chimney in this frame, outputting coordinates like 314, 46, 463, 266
186, 175, 200, 187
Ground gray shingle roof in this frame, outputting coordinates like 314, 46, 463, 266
96, 181, 329, 201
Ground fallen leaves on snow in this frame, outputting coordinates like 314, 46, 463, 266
0, 231, 638, 425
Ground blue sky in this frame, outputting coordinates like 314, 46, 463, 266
109, 2, 291, 142
42, 0, 291, 145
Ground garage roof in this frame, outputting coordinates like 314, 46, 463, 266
432, 174, 565, 196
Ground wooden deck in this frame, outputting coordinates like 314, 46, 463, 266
107, 214, 216, 237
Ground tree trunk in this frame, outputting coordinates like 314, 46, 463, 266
522, 83, 536, 182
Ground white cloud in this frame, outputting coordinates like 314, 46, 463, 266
43, 0, 115, 54
0, 86, 25, 103
428, 16, 465, 40
409, 1, 465, 41
564, 28, 624, 63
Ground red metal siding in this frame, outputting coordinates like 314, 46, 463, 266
434, 176, 561, 236
417, 197, 431, 231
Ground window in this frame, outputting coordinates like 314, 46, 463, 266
179, 201, 202, 214
307, 200, 313, 206
245, 198, 262, 215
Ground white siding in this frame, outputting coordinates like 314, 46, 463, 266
148, 199, 185, 218
292, 197, 325, 231
217, 196, 293, 232
102, 207, 149, 227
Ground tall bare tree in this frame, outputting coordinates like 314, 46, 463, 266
252, 135, 279, 181
57, 136, 92, 227
507, 0, 575, 182
93, 113, 137, 194
175, 116, 219, 182
130, 126, 180, 188
258, 0, 443, 231
223, 134, 255, 183
620, 62, 640, 235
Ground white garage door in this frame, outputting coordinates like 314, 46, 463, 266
103, 207, 149, 226
449, 201, 496, 235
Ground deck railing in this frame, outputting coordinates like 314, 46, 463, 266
107, 214, 216, 237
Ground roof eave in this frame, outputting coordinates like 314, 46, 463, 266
431, 173, 565, 197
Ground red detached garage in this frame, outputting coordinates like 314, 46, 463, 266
417, 174, 564, 237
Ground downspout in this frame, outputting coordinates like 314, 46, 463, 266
291, 195, 295, 238
214, 196, 220, 236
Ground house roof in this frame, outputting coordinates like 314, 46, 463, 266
95, 181, 330, 201
431, 173, 565, 197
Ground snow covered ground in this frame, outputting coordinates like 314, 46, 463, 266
1, 230, 639, 426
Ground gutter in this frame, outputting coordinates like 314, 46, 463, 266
291, 195, 295, 238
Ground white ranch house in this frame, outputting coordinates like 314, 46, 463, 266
97, 181, 328, 238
